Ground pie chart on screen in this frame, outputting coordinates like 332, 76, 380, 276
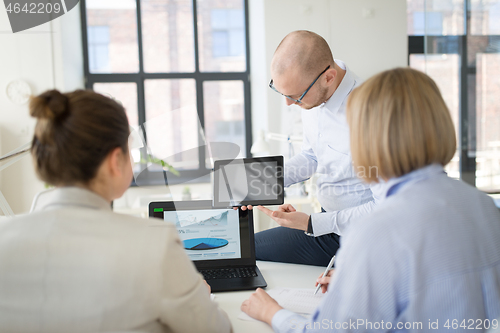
183, 238, 229, 250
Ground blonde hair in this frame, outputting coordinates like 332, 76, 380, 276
346, 67, 456, 182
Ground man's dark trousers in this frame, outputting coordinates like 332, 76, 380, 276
255, 209, 340, 267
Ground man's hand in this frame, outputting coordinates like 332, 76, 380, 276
257, 204, 309, 231
314, 269, 335, 294
241, 288, 283, 325
275, 203, 296, 213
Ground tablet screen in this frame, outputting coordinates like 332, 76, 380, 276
213, 156, 284, 208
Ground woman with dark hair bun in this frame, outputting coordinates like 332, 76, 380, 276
0, 89, 231, 333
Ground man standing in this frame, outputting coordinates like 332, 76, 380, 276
253, 30, 380, 266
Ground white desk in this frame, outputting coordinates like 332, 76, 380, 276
214, 261, 325, 333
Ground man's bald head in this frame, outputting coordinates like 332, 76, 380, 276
272, 30, 334, 79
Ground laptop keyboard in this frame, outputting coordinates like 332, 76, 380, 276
200, 267, 258, 280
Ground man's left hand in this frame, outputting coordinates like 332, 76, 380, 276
257, 205, 310, 231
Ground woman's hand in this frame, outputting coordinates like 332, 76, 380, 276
241, 288, 283, 325
203, 280, 211, 294
315, 269, 335, 294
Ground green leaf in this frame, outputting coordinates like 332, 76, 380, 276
139, 154, 180, 176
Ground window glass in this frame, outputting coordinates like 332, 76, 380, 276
144, 79, 199, 171
476, 53, 500, 190
407, 0, 464, 35
87, 26, 110, 73
86, 0, 139, 73
203, 80, 245, 168
410, 54, 460, 179
141, 0, 195, 73
471, 0, 500, 35
197, 0, 246, 72
93, 82, 138, 127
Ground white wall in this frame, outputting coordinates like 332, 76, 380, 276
329, 0, 408, 80
250, 0, 408, 155
0, 6, 84, 214
249, 0, 268, 144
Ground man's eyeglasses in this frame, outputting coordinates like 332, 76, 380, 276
269, 65, 331, 104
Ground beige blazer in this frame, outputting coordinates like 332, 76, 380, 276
0, 187, 231, 333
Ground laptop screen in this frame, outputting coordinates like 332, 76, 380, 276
164, 208, 242, 261
150, 201, 255, 267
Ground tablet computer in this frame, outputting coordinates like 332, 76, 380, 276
213, 155, 284, 208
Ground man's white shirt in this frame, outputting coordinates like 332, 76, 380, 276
284, 60, 380, 236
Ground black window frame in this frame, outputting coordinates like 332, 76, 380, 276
80, 0, 252, 186
408, 1, 500, 194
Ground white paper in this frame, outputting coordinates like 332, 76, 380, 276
238, 288, 324, 322
238, 312, 258, 322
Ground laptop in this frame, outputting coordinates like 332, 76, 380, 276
149, 200, 267, 292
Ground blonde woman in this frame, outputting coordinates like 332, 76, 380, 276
241, 68, 500, 331
0, 90, 231, 333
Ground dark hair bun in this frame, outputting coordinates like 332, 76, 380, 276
30, 89, 130, 186
29, 89, 69, 120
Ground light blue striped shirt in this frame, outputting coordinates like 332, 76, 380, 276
273, 164, 500, 332
284, 60, 379, 237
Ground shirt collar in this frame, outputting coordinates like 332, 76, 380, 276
323, 59, 358, 113
384, 164, 446, 198
31, 187, 112, 212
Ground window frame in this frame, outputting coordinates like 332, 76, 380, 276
408, 1, 500, 194
80, 0, 252, 186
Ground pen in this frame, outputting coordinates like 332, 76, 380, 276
314, 255, 335, 295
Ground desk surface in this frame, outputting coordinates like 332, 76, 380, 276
214, 261, 325, 333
